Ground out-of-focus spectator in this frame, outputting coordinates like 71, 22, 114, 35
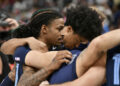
12, 0, 28, 14
0, 9, 19, 82
0, 50, 10, 83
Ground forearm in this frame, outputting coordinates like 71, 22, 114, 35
1, 38, 28, 55
0, 57, 2, 75
50, 66, 105, 86
75, 66, 106, 86
18, 67, 54, 86
25, 51, 58, 69
94, 29, 120, 52
86, 29, 120, 63
77, 29, 120, 76
49, 82, 72, 86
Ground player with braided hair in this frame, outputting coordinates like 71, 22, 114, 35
1, 8, 72, 86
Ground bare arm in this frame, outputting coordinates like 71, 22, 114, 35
18, 66, 53, 86
0, 56, 2, 75
18, 54, 71, 86
1, 37, 48, 55
47, 66, 105, 86
76, 29, 120, 77
1, 38, 28, 55
40, 64, 105, 86
42, 54, 106, 86
25, 50, 72, 69
25, 51, 57, 69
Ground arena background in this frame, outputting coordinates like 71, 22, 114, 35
0, 0, 120, 31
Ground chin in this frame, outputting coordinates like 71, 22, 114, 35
56, 43, 62, 46
64, 44, 73, 49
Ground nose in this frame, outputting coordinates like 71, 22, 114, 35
61, 35, 64, 39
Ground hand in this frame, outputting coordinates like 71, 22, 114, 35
5, 18, 19, 30
26, 37, 48, 52
47, 50, 72, 71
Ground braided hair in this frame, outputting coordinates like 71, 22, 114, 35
12, 9, 62, 38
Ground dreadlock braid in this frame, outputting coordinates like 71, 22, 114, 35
12, 9, 62, 38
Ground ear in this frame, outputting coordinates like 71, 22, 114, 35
41, 25, 48, 34
67, 26, 73, 33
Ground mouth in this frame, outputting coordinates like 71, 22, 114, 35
58, 38, 64, 43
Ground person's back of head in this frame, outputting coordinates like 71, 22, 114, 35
65, 5, 103, 41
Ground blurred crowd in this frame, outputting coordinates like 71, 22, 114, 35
0, 0, 119, 30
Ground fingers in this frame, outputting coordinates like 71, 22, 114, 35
49, 51, 72, 70
55, 50, 72, 61
59, 58, 70, 64
39, 80, 49, 86
59, 50, 72, 56
57, 54, 72, 60
5, 18, 17, 24
65, 50, 72, 55
5, 18, 19, 29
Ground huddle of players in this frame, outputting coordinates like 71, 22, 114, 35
1, 4, 120, 86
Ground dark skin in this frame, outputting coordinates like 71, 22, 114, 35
1, 18, 71, 86
17, 50, 72, 86
8, 50, 72, 86
0, 56, 2, 75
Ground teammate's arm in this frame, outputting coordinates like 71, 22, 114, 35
1, 37, 47, 55
76, 29, 120, 77
0, 56, 2, 75
40, 55, 106, 86
25, 50, 72, 69
18, 54, 71, 86
40, 65, 105, 86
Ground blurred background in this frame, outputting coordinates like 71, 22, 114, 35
0, 0, 120, 30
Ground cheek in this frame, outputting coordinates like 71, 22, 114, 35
53, 32, 60, 39
64, 36, 71, 46
50, 32, 60, 42
64, 35, 76, 48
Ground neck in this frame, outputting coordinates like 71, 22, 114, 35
75, 37, 89, 48
81, 40, 89, 44
38, 37, 51, 50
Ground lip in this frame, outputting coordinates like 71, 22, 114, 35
58, 39, 64, 43
58, 38, 64, 43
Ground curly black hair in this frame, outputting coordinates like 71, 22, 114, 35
12, 9, 62, 38
65, 5, 103, 41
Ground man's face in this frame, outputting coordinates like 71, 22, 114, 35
46, 18, 64, 46
61, 26, 81, 49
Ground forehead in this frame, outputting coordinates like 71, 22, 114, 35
50, 18, 64, 26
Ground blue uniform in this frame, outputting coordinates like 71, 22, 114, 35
13, 45, 30, 82
106, 45, 120, 86
0, 44, 87, 86
48, 44, 88, 84
0, 45, 30, 86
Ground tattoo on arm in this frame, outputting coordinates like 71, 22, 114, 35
18, 66, 51, 86
8, 63, 16, 82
